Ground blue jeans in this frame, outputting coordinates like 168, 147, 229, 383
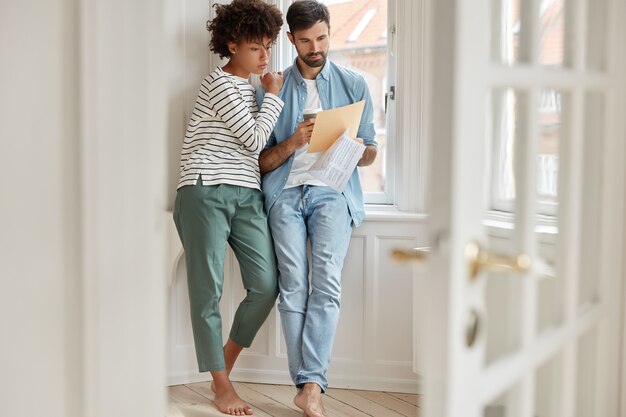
268, 185, 352, 392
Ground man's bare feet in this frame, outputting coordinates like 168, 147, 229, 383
293, 383, 327, 417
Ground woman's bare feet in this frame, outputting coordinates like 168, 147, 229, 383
212, 372, 253, 415
211, 339, 245, 393
208, 340, 251, 415
213, 384, 253, 415
293, 383, 327, 417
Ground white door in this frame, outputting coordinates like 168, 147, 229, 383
396, 0, 626, 416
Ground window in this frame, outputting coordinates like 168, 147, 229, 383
267, 0, 429, 212
320, 0, 392, 204
273, 0, 397, 205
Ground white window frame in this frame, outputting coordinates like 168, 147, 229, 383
390, 0, 427, 213
269, 0, 425, 213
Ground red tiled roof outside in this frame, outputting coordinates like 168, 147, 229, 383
326, 0, 387, 50
539, 0, 564, 66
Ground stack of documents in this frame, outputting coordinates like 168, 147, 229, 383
306, 101, 366, 192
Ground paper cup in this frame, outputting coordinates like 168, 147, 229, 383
303, 107, 322, 120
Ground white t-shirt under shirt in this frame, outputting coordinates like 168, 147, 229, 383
284, 78, 328, 189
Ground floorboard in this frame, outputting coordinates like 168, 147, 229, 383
168, 382, 420, 417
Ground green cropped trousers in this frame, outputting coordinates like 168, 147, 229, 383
173, 180, 278, 372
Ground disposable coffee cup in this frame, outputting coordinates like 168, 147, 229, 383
303, 108, 322, 120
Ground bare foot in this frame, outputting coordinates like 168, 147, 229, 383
213, 385, 253, 416
211, 367, 252, 416
294, 383, 327, 417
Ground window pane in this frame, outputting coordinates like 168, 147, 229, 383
322, 0, 388, 194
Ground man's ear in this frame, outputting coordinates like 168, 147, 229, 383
287, 32, 295, 46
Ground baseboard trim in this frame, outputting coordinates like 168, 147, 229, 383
168, 368, 421, 394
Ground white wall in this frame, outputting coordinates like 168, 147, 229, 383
0, 2, 82, 416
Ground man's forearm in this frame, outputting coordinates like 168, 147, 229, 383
358, 145, 377, 167
259, 138, 300, 174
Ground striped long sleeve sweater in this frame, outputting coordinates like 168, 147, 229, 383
177, 67, 284, 190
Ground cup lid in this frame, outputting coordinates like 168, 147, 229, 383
303, 107, 323, 115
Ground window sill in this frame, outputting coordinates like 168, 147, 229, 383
364, 204, 428, 222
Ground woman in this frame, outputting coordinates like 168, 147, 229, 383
173, 1, 284, 415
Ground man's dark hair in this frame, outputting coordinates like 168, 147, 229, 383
286, 0, 330, 33
207, 0, 283, 59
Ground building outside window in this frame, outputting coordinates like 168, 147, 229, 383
321, 0, 389, 197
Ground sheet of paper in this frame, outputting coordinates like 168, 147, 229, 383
307, 100, 365, 153
309, 129, 366, 193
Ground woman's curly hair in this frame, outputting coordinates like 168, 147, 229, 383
208, 0, 283, 59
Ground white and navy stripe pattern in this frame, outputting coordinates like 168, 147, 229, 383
177, 67, 283, 190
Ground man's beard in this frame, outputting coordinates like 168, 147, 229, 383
301, 51, 327, 68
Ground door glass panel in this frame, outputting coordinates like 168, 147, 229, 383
489, 87, 567, 335
585, 0, 608, 70
536, 89, 566, 334
492, 0, 526, 65
485, 236, 524, 364
490, 88, 525, 210
484, 383, 523, 417
536, 89, 561, 204
536, 237, 560, 333
486, 89, 525, 364
578, 93, 604, 309
489, 89, 563, 212
534, 352, 564, 417
539, 0, 567, 67
576, 327, 598, 417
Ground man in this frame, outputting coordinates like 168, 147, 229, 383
258, 1, 377, 416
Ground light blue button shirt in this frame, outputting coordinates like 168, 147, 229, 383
257, 58, 377, 227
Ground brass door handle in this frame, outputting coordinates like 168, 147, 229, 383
391, 247, 430, 264
466, 241, 531, 280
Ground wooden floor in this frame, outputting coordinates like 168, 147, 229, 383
168, 382, 420, 417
